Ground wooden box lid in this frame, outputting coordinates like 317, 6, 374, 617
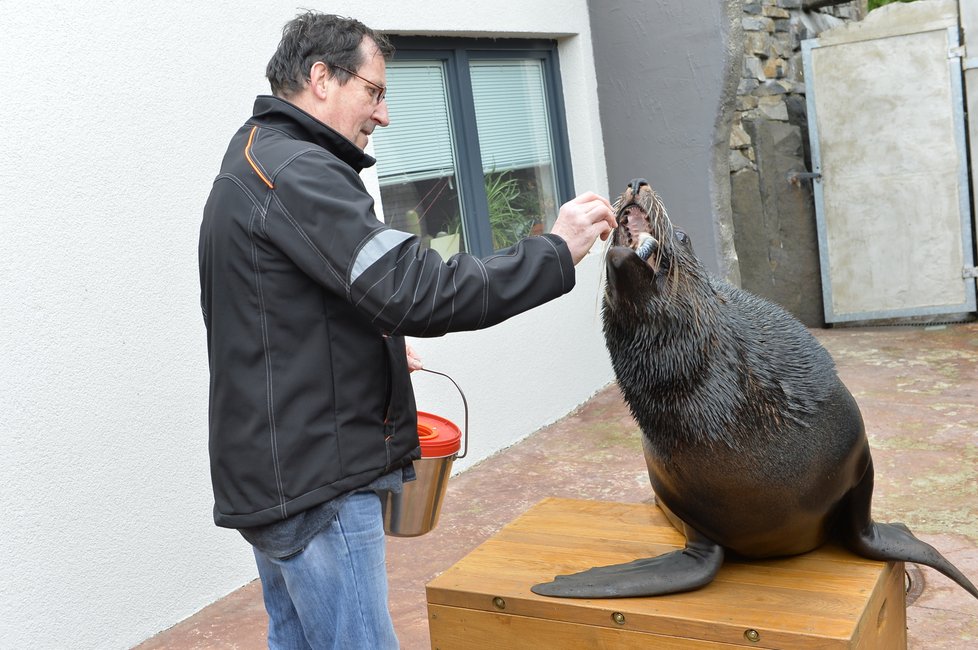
426, 497, 904, 649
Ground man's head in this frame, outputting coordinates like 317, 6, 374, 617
266, 12, 393, 149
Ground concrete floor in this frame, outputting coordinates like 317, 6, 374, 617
135, 322, 978, 649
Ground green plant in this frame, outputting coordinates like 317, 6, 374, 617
484, 171, 535, 249
868, 0, 914, 11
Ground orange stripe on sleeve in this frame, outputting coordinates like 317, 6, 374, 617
245, 126, 275, 189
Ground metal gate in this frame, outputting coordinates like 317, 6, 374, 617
802, 0, 977, 323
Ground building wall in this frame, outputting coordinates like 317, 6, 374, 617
729, 0, 841, 327
588, 0, 745, 279
0, 2, 612, 647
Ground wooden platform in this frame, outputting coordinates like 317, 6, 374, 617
426, 497, 907, 649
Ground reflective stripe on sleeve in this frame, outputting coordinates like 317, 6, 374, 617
350, 229, 413, 285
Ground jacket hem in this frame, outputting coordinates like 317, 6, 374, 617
213, 447, 421, 529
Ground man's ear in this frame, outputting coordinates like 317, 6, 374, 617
309, 61, 330, 99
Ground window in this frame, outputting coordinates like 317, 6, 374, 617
372, 38, 574, 257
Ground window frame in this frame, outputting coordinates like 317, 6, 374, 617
386, 36, 575, 257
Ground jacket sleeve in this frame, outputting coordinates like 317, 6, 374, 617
263, 149, 576, 337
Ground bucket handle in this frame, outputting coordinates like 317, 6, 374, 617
417, 368, 468, 459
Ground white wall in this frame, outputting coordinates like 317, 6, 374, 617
0, 1, 612, 647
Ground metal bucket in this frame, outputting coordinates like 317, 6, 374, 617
382, 369, 467, 537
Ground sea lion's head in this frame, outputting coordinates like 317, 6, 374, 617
601, 179, 722, 450
604, 179, 708, 315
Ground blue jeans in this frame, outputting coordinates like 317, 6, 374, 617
253, 491, 399, 649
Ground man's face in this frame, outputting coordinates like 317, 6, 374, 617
318, 39, 390, 150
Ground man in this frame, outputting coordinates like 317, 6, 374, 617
199, 11, 615, 649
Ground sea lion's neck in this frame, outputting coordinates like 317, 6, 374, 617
604, 291, 748, 452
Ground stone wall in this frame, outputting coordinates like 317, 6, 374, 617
728, 0, 863, 326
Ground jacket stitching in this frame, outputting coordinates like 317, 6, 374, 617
321, 293, 343, 473
472, 257, 490, 329
259, 192, 272, 227
249, 208, 288, 518
354, 242, 421, 328
446, 272, 458, 336
537, 235, 568, 290
400, 245, 431, 335
421, 259, 443, 337
383, 243, 424, 333
270, 148, 320, 182
347, 229, 382, 303
214, 173, 263, 212
269, 192, 347, 288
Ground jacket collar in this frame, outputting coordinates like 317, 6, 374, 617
249, 95, 377, 172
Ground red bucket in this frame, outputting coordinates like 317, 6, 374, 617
417, 411, 462, 458
382, 370, 468, 537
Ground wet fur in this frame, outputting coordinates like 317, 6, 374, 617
602, 184, 859, 556
566, 180, 978, 597
605, 186, 838, 461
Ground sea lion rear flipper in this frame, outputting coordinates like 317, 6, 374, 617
842, 458, 978, 600
531, 528, 723, 599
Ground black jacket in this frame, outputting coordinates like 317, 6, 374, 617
199, 95, 575, 528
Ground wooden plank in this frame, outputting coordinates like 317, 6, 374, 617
428, 604, 752, 650
429, 576, 868, 645
503, 499, 889, 570
427, 498, 906, 649
461, 537, 887, 588
852, 559, 907, 650
432, 545, 882, 607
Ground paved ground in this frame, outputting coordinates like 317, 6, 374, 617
135, 322, 978, 649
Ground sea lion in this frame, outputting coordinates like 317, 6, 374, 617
532, 179, 978, 600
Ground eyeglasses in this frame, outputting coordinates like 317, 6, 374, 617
332, 64, 387, 105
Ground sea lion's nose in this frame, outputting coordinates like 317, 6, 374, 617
628, 178, 649, 197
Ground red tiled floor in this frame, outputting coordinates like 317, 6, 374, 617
135, 323, 978, 649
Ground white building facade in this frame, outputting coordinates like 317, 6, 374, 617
0, 1, 614, 647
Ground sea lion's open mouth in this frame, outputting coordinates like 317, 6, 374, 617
620, 203, 652, 250
605, 179, 691, 304
613, 178, 666, 265
615, 204, 661, 269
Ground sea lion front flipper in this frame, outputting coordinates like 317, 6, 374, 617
531, 528, 723, 599
841, 457, 978, 600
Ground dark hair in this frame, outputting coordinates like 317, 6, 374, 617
265, 12, 394, 98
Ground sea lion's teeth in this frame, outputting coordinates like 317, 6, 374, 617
622, 204, 651, 242
636, 233, 657, 261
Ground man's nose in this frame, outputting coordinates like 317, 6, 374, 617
374, 100, 390, 127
